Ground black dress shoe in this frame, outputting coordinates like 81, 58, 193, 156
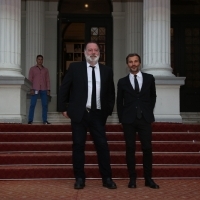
145, 178, 159, 189
74, 178, 85, 189
103, 178, 117, 189
128, 178, 136, 188
43, 121, 51, 124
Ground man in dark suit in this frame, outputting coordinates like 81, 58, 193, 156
58, 41, 117, 189
117, 53, 159, 189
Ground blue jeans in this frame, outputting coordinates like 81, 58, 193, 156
28, 90, 48, 122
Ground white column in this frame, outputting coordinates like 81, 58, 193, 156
125, 0, 143, 59
0, 0, 22, 76
26, 0, 45, 77
142, 0, 185, 123
0, 0, 31, 123
143, 0, 173, 76
109, 1, 126, 123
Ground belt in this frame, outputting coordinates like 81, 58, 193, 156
86, 108, 100, 112
86, 108, 91, 112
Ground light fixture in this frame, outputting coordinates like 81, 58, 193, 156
85, 4, 89, 8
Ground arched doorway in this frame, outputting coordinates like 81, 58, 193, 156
57, 0, 113, 95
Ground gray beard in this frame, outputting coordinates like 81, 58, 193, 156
84, 54, 100, 64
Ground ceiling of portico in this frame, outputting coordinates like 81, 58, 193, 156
23, 0, 200, 15
58, 0, 112, 14
23, 0, 200, 4
171, 0, 200, 14
172, 0, 200, 5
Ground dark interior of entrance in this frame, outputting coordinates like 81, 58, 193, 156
57, 0, 113, 90
171, 0, 200, 112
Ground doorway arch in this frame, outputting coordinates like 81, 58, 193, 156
57, 0, 113, 97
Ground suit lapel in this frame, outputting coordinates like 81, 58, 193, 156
81, 61, 88, 90
124, 75, 135, 92
99, 63, 104, 83
99, 64, 104, 99
140, 72, 146, 93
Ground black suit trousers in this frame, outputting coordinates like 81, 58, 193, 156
71, 109, 112, 180
122, 116, 153, 179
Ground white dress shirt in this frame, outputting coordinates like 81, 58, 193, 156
86, 63, 101, 109
129, 71, 143, 91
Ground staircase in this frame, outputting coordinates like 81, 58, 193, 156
0, 123, 200, 179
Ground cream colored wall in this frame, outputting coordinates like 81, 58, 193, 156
44, 5, 58, 112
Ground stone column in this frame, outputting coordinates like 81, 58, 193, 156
112, 1, 126, 86
26, 0, 45, 77
109, 1, 126, 123
143, 0, 185, 123
143, 0, 172, 76
125, 0, 143, 60
0, 0, 22, 77
0, 0, 31, 123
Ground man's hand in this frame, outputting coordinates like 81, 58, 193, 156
30, 89, 34, 95
62, 111, 69, 118
47, 90, 50, 96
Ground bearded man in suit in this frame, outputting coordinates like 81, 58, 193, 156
58, 41, 116, 189
117, 53, 159, 189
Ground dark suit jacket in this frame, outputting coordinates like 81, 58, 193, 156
58, 61, 115, 123
117, 72, 156, 124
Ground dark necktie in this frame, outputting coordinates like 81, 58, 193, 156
134, 75, 142, 119
134, 75, 139, 93
90, 66, 96, 110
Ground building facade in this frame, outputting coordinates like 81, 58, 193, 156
1, 0, 200, 124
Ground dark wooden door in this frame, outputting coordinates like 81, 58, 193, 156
171, 15, 200, 112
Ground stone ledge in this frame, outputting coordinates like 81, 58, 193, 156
0, 76, 31, 88
155, 76, 185, 85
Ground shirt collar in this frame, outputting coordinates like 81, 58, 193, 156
129, 71, 142, 78
36, 65, 44, 69
87, 62, 99, 69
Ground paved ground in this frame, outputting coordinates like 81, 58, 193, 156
0, 179, 200, 200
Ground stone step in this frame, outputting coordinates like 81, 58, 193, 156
0, 165, 199, 179
0, 152, 200, 165
0, 141, 200, 152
